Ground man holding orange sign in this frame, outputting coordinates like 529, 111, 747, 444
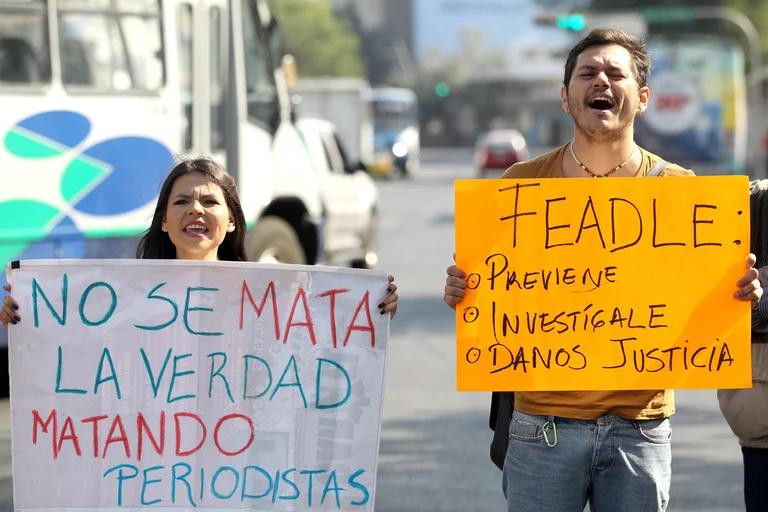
444, 29, 762, 512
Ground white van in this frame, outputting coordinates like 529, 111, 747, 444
297, 118, 378, 269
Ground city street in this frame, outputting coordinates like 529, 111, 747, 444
0, 148, 747, 511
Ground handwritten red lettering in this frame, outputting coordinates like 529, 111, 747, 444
283, 287, 317, 346
174, 412, 207, 457
240, 280, 280, 339
342, 291, 375, 348
317, 289, 350, 348
136, 411, 165, 461
102, 415, 130, 458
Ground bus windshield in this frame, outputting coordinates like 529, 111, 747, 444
0, 0, 50, 85
58, 0, 164, 91
372, 97, 417, 133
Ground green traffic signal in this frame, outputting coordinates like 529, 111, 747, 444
434, 82, 451, 98
555, 14, 586, 31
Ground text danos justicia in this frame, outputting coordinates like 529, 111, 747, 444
468, 338, 733, 375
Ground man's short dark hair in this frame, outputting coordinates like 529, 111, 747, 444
563, 28, 651, 88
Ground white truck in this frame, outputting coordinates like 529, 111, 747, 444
293, 77, 375, 170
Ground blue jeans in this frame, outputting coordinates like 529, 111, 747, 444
502, 410, 671, 512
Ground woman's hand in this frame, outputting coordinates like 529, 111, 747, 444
444, 265, 467, 310
1, 284, 20, 328
379, 276, 398, 318
734, 254, 763, 303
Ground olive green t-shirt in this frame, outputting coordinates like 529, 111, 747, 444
501, 144, 694, 420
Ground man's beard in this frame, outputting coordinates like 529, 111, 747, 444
568, 95, 636, 143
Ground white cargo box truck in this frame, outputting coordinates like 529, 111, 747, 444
294, 77, 374, 168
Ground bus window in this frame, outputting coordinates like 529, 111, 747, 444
0, 0, 51, 85
58, 0, 163, 91
210, 5, 226, 150
241, 0, 277, 131
177, 3, 193, 150
115, 0, 158, 10
372, 93, 418, 134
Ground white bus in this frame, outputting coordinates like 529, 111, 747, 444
370, 87, 419, 177
0, 0, 343, 389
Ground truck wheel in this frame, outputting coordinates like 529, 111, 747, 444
249, 217, 306, 264
351, 210, 378, 269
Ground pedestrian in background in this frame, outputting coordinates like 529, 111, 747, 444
718, 178, 768, 512
444, 28, 762, 512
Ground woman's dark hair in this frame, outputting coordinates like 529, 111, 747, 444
136, 157, 247, 261
563, 28, 651, 88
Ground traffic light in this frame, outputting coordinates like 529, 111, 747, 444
535, 12, 586, 32
534, 12, 646, 37
555, 14, 586, 31
434, 81, 451, 98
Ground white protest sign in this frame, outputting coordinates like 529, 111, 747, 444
7, 259, 390, 511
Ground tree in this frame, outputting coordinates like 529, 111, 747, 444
269, 0, 364, 77
724, 0, 768, 57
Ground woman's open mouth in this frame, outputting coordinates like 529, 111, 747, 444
184, 221, 209, 236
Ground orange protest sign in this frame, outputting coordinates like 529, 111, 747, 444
455, 176, 751, 392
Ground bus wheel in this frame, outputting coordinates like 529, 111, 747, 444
248, 216, 306, 264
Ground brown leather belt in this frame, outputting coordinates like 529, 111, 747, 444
753, 331, 768, 344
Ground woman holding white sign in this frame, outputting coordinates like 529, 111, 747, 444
2, 157, 399, 324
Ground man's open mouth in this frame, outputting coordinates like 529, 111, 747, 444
587, 95, 615, 110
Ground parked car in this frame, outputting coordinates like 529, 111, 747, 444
297, 118, 379, 268
474, 129, 529, 177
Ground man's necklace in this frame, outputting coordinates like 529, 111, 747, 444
569, 142, 637, 178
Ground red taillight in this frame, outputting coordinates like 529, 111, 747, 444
481, 148, 518, 168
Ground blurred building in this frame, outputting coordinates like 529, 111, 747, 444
328, 0, 414, 86
330, 0, 576, 149
326, 1, 765, 174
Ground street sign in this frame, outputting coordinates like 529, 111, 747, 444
642, 7, 694, 23
535, 11, 647, 38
